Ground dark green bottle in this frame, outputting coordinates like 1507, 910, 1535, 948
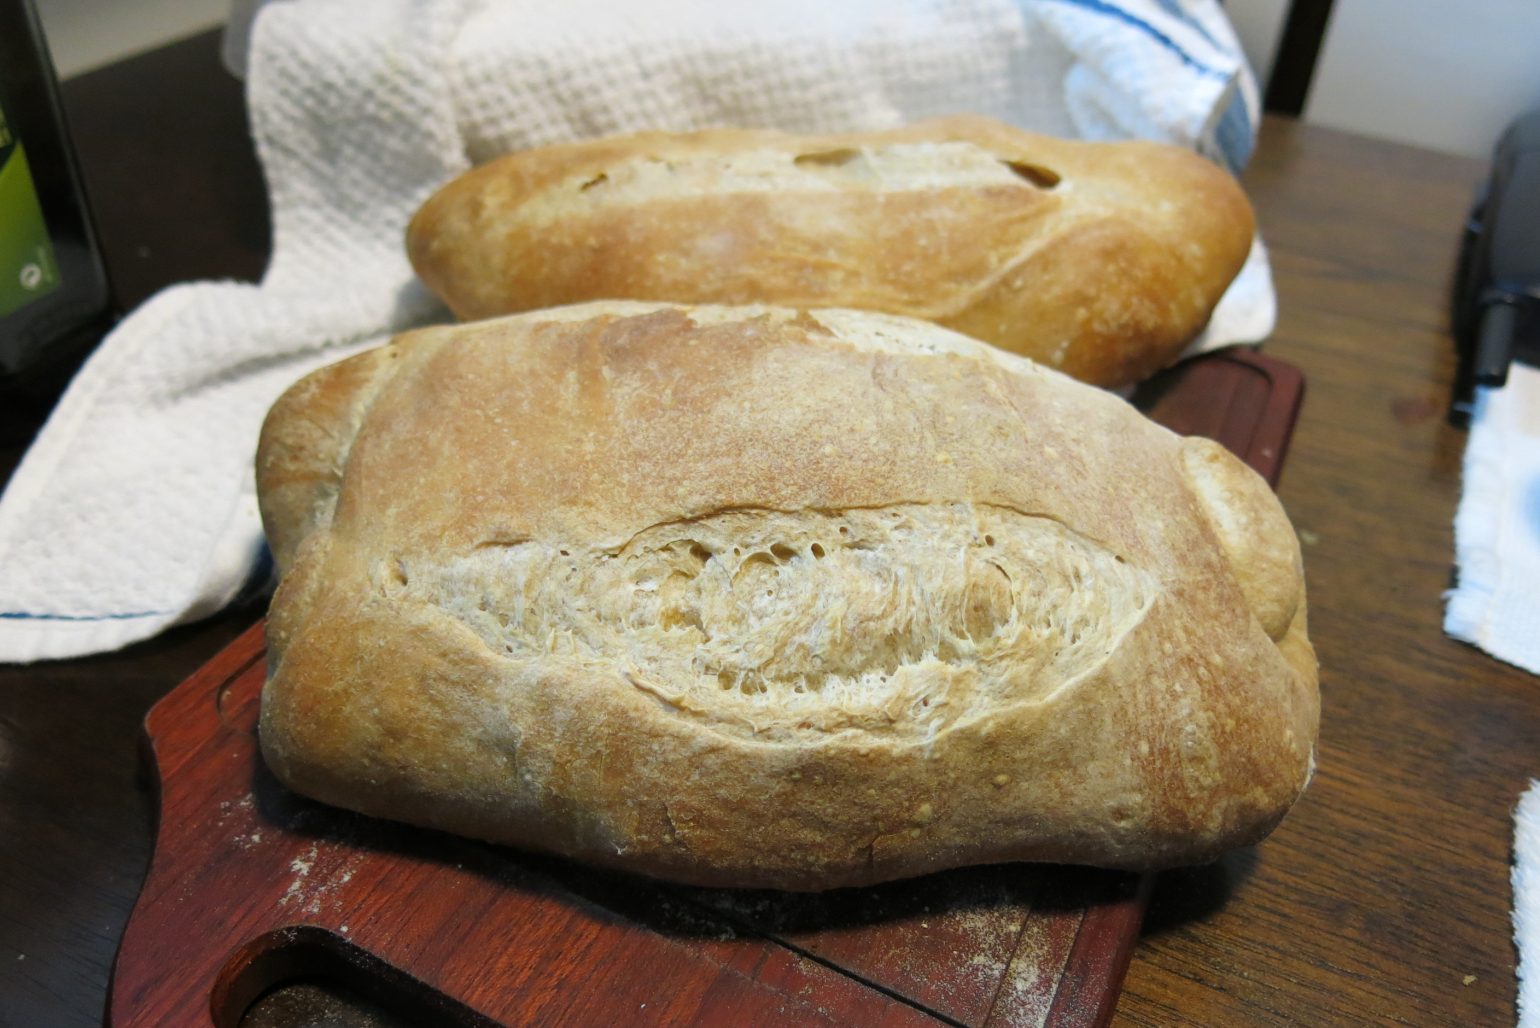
0, 0, 113, 400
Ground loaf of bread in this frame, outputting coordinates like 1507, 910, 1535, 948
256, 301, 1317, 890
405, 115, 1255, 389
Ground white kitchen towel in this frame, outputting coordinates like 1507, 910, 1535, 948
1446, 363, 1540, 675
1518, 781, 1540, 1028
0, 0, 1273, 662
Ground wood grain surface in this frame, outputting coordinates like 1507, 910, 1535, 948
1115, 120, 1534, 1027
0, 29, 1531, 1028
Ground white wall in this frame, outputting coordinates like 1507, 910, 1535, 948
34, 0, 229, 79
1304, 0, 1540, 157
1226, 0, 1292, 87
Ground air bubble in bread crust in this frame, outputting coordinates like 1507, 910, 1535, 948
403, 503, 1156, 743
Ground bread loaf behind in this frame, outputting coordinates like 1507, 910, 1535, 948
405, 117, 1254, 388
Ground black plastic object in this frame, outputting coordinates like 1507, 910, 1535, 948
1451, 109, 1540, 425
0, 0, 114, 398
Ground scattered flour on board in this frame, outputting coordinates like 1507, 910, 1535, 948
942, 905, 1019, 998
278, 844, 365, 916
997, 914, 1055, 1028
278, 843, 320, 908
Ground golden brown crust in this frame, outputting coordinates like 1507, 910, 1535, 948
405, 115, 1255, 389
257, 302, 1317, 889
256, 339, 424, 573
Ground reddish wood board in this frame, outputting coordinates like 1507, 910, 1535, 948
108, 349, 1303, 1027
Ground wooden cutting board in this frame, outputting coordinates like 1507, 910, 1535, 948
108, 349, 1303, 1028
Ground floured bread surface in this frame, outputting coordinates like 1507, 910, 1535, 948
406, 115, 1256, 388
257, 302, 1318, 889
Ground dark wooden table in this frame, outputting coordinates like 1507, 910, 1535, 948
1, 30, 1532, 1028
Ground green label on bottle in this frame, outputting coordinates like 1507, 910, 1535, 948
0, 139, 62, 318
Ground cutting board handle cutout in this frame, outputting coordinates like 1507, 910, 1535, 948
212, 926, 492, 1027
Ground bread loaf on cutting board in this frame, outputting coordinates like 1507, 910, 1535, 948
405, 115, 1255, 389
255, 302, 1317, 890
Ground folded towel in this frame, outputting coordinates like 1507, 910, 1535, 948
0, 0, 1273, 662
1445, 363, 1540, 674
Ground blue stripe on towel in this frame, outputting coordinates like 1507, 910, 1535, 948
1145, 0, 1257, 170
0, 609, 167, 621
1148, 0, 1221, 50
1038, 0, 1229, 79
